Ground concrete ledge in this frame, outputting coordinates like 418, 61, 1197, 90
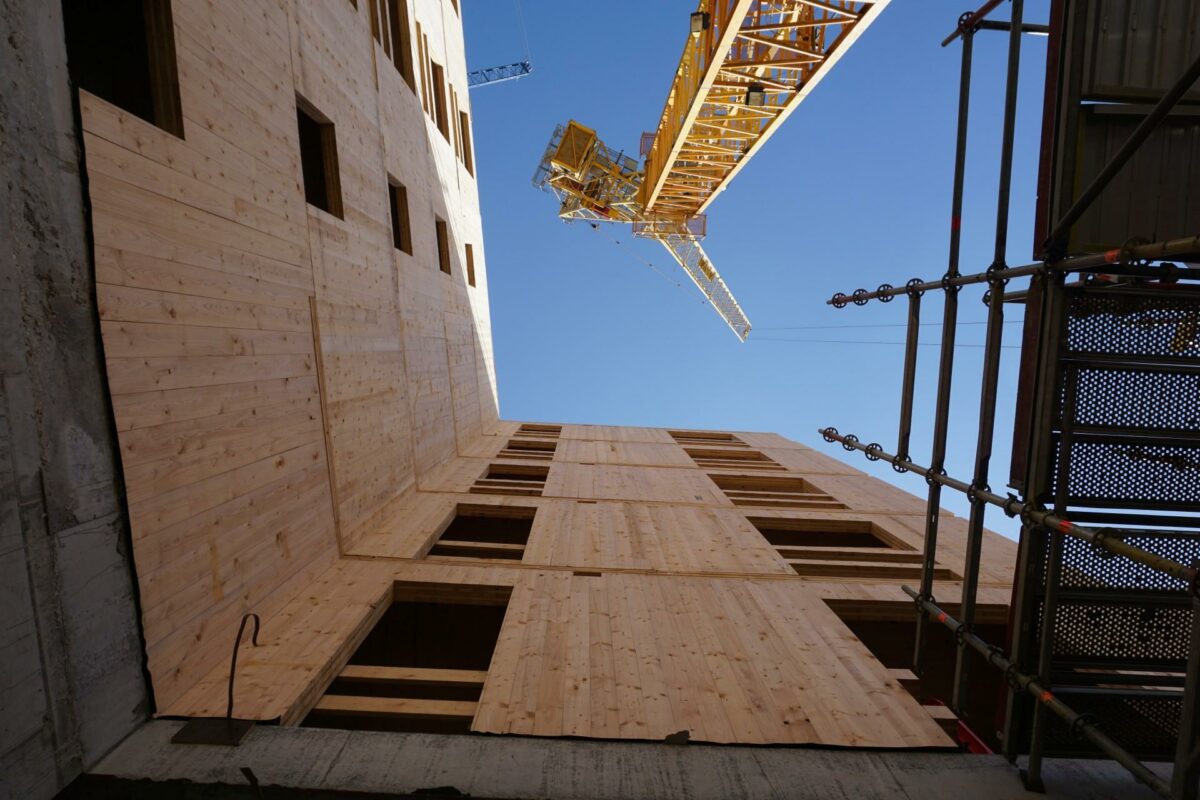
74, 721, 1167, 799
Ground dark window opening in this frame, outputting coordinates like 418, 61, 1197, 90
465, 243, 476, 286
472, 464, 549, 497
431, 61, 450, 141
499, 438, 556, 460
435, 218, 451, 274
687, 447, 784, 471
369, 0, 414, 90
827, 600, 1008, 751
485, 465, 548, 482
709, 474, 846, 510
748, 517, 957, 580
669, 430, 749, 447
63, 0, 183, 137
459, 110, 474, 174
386, 0, 415, 89
296, 98, 343, 218
388, 179, 412, 254
518, 423, 561, 435
427, 505, 535, 560
305, 582, 511, 734
507, 439, 556, 452
748, 517, 898, 549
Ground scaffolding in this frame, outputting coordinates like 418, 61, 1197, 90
817, 1, 1200, 797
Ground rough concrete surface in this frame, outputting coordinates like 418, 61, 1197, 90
0, 1, 149, 798
86, 721, 1168, 800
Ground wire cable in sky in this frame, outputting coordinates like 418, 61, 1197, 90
513, 0, 532, 61
756, 320, 1023, 331
589, 223, 709, 305
751, 338, 1020, 349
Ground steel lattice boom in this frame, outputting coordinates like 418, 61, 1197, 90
641, 0, 888, 216
534, 1, 887, 339
468, 60, 533, 88
534, 121, 752, 339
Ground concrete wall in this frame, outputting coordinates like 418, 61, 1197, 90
0, 2, 149, 798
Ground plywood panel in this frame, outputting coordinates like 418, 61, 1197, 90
475, 571, 954, 747
81, 0, 501, 713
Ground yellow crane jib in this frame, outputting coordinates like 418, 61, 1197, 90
533, 0, 888, 340
534, 121, 752, 340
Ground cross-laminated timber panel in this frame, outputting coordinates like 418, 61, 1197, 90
81, 0, 494, 711
144, 418, 1016, 746
165, 557, 1009, 747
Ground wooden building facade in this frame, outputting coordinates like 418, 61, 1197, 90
68, 0, 1017, 750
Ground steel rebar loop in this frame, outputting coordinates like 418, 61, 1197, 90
825, 235, 1200, 308
901, 587, 1173, 798
817, 428, 1199, 586
227, 612, 261, 720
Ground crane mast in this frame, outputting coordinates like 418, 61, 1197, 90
535, 0, 888, 340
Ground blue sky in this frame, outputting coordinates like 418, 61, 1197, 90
463, 1, 1052, 538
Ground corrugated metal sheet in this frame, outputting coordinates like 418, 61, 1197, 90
1070, 106, 1200, 252
1082, 0, 1200, 103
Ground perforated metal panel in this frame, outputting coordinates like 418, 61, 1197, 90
1052, 437, 1200, 509
1043, 598, 1191, 667
1053, 287, 1200, 513
1068, 366, 1200, 433
1013, 284, 1200, 760
1064, 288, 1200, 361
1058, 531, 1200, 592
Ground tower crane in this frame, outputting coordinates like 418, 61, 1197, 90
534, 0, 889, 340
469, 61, 533, 88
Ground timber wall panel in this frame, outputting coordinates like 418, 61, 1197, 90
81, 0, 498, 712
473, 571, 953, 747
76, 0, 1011, 748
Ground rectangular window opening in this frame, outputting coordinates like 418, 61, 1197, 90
388, 179, 412, 254
749, 517, 959, 581
669, 430, 748, 447
748, 517, 899, 550
63, 0, 183, 137
471, 464, 549, 497
431, 61, 450, 141
518, 423, 562, 435
435, 218, 452, 274
826, 600, 1006, 747
710, 474, 846, 510
296, 98, 343, 218
465, 244, 476, 286
427, 505, 535, 561
459, 110, 475, 174
384, 0, 415, 89
304, 582, 512, 734
686, 447, 783, 471
499, 438, 556, 460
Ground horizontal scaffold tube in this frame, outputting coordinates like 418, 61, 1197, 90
824, 234, 1200, 307
817, 427, 1199, 586
901, 587, 1173, 798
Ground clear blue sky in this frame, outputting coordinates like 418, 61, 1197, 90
463, 1, 1052, 538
